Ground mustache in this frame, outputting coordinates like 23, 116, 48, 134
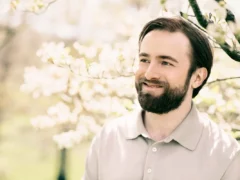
138, 78, 167, 86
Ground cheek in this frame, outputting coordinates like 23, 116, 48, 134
135, 64, 147, 75
135, 67, 145, 81
166, 70, 189, 85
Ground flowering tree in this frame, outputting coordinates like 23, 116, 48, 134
21, 41, 138, 148
21, 41, 138, 180
12, 0, 240, 179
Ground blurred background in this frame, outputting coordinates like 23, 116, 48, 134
0, 0, 240, 180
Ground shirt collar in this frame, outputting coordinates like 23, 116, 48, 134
166, 103, 205, 151
124, 103, 205, 151
124, 107, 149, 140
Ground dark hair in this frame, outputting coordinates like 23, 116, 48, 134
138, 17, 213, 98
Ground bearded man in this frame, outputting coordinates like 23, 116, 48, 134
83, 17, 240, 180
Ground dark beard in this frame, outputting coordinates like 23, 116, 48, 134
135, 77, 190, 114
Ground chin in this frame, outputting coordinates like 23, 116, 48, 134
142, 91, 163, 98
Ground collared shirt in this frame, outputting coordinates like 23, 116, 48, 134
83, 104, 240, 180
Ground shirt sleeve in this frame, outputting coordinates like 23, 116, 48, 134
82, 135, 99, 180
221, 150, 240, 180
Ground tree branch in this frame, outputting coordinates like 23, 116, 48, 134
214, 0, 240, 43
180, 12, 208, 33
207, 76, 240, 85
23, 0, 57, 15
214, 0, 236, 23
188, 0, 240, 62
225, 9, 236, 23
0, 27, 16, 51
220, 43, 240, 60
180, 12, 222, 48
231, 123, 240, 131
188, 0, 208, 28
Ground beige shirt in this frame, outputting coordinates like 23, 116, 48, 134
83, 104, 240, 180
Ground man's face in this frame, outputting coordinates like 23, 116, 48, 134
135, 30, 193, 114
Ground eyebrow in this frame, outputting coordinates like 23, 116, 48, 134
139, 52, 178, 63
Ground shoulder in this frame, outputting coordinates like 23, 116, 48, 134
199, 112, 240, 160
102, 111, 134, 132
95, 109, 140, 140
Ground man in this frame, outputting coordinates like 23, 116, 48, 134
83, 17, 240, 180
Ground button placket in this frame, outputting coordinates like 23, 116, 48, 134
143, 142, 162, 179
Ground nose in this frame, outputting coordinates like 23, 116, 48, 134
145, 62, 161, 80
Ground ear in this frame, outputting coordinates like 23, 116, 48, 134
191, 67, 208, 89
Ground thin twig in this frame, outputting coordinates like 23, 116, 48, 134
180, 14, 220, 46
187, 14, 196, 17
181, 15, 208, 33
207, 76, 240, 85
23, 0, 57, 15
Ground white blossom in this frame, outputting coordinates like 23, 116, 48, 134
19, 0, 240, 149
200, 0, 226, 21
31, 115, 56, 129
53, 129, 89, 149
47, 102, 71, 124
207, 23, 226, 44
37, 42, 73, 66
20, 65, 69, 97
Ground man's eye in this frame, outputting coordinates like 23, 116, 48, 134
140, 59, 149, 63
161, 61, 172, 66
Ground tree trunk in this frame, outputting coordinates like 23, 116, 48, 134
57, 148, 68, 180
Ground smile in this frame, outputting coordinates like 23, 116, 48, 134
142, 83, 164, 91
143, 82, 163, 88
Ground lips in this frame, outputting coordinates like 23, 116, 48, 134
143, 82, 163, 88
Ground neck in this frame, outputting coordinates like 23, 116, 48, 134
144, 98, 192, 141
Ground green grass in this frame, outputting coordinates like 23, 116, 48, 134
67, 144, 89, 180
0, 113, 90, 180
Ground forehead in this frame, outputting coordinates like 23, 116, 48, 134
140, 30, 192, 63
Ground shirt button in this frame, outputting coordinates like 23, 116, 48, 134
152, 147, 157, 152
147, 168, 152, 173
